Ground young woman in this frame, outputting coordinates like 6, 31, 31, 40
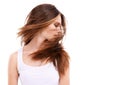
8, 3, 70, 85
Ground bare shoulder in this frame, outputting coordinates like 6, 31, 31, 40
8, 51, 18, 75
8, 51, 18, 66
8, 51, 19, 85
59, 67, 70, 85
9, 51, 17, 60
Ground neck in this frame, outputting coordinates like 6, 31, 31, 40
23, 36, 46, 53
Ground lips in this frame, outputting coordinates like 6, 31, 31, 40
54, 31, 63, 37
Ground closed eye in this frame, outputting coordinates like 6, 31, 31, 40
54, 22, 61, 27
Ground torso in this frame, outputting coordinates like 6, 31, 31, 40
17, 47, 59, 85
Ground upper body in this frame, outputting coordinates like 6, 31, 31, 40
8, 4, 70, 85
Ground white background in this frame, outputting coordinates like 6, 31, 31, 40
0, 0, 120, 85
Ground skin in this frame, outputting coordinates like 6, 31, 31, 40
8, 15, 70, 85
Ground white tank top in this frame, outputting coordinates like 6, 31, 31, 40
17, 48, 59, 85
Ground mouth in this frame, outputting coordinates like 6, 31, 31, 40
54, 32, 63, 38
48, 34, 63, 42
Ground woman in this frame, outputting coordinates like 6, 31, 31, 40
8, 3, 70, 85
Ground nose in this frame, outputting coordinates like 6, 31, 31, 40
57, 27, 61, 32
57, 29, 64, 37
56, 26, 63, 33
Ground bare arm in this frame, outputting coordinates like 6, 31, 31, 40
8, 52, 19, 85
59, 67, 70, 85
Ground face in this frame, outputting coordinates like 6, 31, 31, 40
41, 15, 64, 41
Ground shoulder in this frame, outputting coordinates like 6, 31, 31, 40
8, 51, 18, 66
9, 51, 18, 61
59, 67, 70, 85
8, 51, 19, 84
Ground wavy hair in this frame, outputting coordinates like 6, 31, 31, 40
18, 4, 69, 77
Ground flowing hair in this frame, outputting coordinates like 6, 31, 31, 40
18, 4, 69, 77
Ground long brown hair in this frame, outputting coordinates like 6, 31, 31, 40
18, 4, 69, 77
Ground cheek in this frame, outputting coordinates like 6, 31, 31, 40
46, 25, 56, 34
47, 24, 55, 30
43, 27, 55, 37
